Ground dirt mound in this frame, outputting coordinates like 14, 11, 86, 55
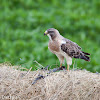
0, 64, 100, 100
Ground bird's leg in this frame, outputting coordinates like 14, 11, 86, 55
60, 63, 62, 68
67, 65, 70, 71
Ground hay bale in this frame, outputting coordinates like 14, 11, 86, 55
0, 64, 100, 100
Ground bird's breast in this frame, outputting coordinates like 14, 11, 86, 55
48, 40, 60, 53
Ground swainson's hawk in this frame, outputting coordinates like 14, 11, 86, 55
44, 28, 90, 71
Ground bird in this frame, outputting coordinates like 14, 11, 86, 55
44, 28, 90, 71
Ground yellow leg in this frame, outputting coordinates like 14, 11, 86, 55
60, 63, 62, 67
67, 65, 70, 71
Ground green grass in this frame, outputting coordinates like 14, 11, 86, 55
0, 0, 100, 72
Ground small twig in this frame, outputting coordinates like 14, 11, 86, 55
24, 67, 32, 76
33, 60, 44, 69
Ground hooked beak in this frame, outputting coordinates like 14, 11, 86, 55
44, 31, 48, 36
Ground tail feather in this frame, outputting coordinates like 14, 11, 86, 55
82, 51, 90, 55
80, 54, 90, 62
73, 51, 90, 61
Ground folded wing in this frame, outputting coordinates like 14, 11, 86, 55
61, 39, 90, 61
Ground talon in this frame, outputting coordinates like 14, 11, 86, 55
61, 66, 66, 70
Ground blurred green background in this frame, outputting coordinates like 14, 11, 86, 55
0, 0, 100, 72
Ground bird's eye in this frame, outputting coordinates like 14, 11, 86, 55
48, 31, 54, 33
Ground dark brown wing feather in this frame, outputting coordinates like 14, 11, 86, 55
61, 39, 90, 61
63, 38, 82, 50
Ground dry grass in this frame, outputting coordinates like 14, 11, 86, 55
0, 64, 100, 100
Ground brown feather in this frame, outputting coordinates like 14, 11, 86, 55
48, 40, 60, 52
61, 42, 90, 61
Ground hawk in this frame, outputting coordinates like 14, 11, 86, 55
44, 28, 90, 71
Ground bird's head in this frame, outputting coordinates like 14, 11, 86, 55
44, 28, 60, 40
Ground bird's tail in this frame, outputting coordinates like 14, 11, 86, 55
82, 51, 90, 55
80, 51, 90, 61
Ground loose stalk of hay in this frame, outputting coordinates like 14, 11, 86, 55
0, 64, 100, 100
